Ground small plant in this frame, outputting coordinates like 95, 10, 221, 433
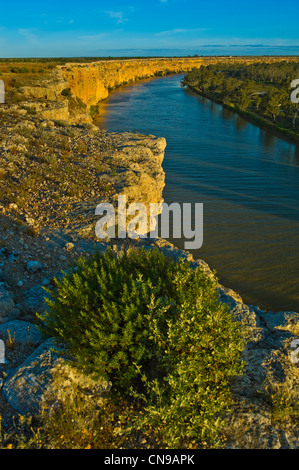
262, 384, 299, 423
89, 105, 99, 119
76, 142, 87, 154
43, 153, 58, 167
0, 414, 42, 449
35, 388, 122, 449
25, 224, 40, 237
6, 329, 16, 351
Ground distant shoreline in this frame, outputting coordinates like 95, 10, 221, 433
186, 84, 299, 146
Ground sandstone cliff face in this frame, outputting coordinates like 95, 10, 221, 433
19, 77, 68, 102
58, 57, 295, 111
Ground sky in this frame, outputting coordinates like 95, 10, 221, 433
0, 0, 299, 57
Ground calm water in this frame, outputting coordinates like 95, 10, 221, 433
96, 74, 299, 312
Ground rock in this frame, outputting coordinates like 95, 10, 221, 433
2, 338, 110, 416
40, 120, 54, 129
0, 320, 44, 346
40, 102, 69, 121
25, 216, 35, 226
0, 282, 15, 315
192, 258, 213, 275
26, 260, 43, 273
23, 285, 49, 312
20, 79, 68, 102
218, 284, 244, 305
64, 242, 74, 252
224, 402, 282, 449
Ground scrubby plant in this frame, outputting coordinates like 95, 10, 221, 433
38, 247, 245, 447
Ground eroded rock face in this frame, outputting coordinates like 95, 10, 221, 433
19, 77, 68, 102
58, 57, 298, 110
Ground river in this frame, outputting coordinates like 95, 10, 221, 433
95, 73, 299, 313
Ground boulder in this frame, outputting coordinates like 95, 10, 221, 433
2, 338, 110, 416
0, 320, 44, 347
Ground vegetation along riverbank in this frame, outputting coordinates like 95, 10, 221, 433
182, 60, 299, 145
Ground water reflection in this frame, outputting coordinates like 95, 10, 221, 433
259, 130, 276, 148
293, 145, 299, 164
221, 107, 235, 121
235, 114, 248, 131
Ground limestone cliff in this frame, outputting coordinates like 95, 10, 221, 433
58, 56, 297, 112
3, 57, 298, 125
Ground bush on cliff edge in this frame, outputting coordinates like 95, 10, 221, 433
38, 247, 245, 447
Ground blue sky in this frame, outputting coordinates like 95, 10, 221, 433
0, 0, 299, 57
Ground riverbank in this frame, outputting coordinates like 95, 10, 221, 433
185, 84, 299, 146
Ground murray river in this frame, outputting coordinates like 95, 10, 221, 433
96, 74, 299, 312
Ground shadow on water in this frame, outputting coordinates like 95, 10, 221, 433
96, 74, 299, 312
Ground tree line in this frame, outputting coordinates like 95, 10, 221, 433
182, 61, 299, 130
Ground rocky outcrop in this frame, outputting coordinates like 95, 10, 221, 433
19, 76, 68, 102
1, 336, 110, 416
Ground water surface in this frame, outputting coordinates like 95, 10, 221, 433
96, 74, 299, 312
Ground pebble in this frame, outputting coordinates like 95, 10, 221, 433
64, 242, 74, 252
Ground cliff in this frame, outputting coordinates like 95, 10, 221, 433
58, 56, 298, 112
5, 57, 297, 125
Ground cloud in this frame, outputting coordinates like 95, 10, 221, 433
57, 17, 75, 25
18, 28, 38, 43
105, 11, 128, 24
79, 33, 107, 42
156, 28, 209, 37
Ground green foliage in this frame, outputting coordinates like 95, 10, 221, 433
61, 88, 72, 97
89, 105, 99, 119
183, 61, 299, 133
38, 247, 245, 447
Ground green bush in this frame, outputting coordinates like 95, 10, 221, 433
38, 247, 245, 447
89, 105, 99, 119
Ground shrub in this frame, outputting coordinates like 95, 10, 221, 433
89, 105, 99, 119
38, 247, 245, 447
